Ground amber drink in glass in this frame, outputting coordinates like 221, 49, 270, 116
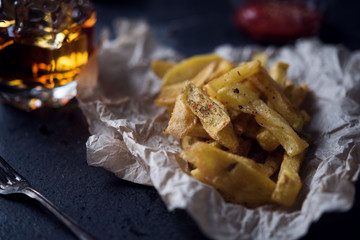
0, 0, 95, 110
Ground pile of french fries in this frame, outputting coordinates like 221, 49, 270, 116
152, 53, 310, 208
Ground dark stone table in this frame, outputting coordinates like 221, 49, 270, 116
0, 0, 359, 239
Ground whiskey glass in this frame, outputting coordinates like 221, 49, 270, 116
0, 0, 96, 110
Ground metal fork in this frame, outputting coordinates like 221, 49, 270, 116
0, 156, 99, 240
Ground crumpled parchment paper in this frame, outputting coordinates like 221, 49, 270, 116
76, 19, 360, 240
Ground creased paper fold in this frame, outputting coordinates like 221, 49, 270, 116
77, 19, 360, 240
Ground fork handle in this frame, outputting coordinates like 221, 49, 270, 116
23, 187, 99, 240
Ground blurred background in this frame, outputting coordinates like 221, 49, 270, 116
93, 0, 360, 55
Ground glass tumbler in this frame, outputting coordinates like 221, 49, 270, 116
0, 0, 96, 110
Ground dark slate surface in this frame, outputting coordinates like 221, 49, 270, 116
0, 0, 359, 239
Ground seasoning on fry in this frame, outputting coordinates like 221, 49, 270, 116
152, 53, 310, 208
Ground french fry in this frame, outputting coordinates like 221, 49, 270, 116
155, 81, 184, 107
208, 59, 235, 81
189, 142, 276, 207
161, 54, 222, 88
164, 94, 197, 138
271, 152, 305, 207
181, 136, 201, 150
151, 60, 175, 78
153, 54, 311, 208
191, 61, 218, 87
269, 61, 289, 89
207, 140, 223, 149
203, 60, 261, 98
284, 83, 308, 108
155, 61, 219, 107
179, 146, 197, 167
256, 128, 280, 151
184, 82, 230, 134
251, 52, 268, 69
249, 68, 306, 131
256, 66, 306, 152
217, 83, 308, 156
191, 168, 209, 184
183, 82, 239, 152
241, 78, 263, 97
215, 123, 243, 154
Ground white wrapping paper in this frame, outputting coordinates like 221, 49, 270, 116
76, 19, 360, 240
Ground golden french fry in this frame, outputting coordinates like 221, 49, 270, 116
154, 54, 311, 208
164, 94, 197, 138
155, 81, 185, 107
190, 168, 210, 184
215, 123, 241, 153
208, 59, 235, 81
254, 106, 308, 157
155, 61, 219, 107
190, 142, 276, 207
191, 61, 218, 87
241, 78, 263, 96
217, 83, 308, 156
184, 82, 230, 134
181, 136, 201, 150
184, 82, 239, 152
271, 152, 305, 207
207, 140, 223, 148
284, 83, 308, 108
180, 139, 221, 168
203, 60, 261, 98
269, 61, 289, 89
180, 147, 197, 167
249, 68, 306, 131
251, 52, 268, 69
151, 60, 175, 78
161, 54, 223, 88
256, 128, 280, 151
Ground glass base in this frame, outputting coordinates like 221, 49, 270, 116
0, 81, 77, 111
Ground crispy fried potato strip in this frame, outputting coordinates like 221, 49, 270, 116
252, 52, 268, 69
185, 142, 276, 207
249, 68, 306, 131
151, 60, 175, 78
256, 128, 280, 152
152, 53, 311, 208
161, 54, 222, 88
183, 82, 239, 152
217, 83, 308, 157
164, 94, 197, 138
271, 152, 305, 207
204, 60, 261, 98
269, 61, 289, 89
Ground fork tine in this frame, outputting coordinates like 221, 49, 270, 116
0, 155, 25, 181
0, 164, 13, 183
